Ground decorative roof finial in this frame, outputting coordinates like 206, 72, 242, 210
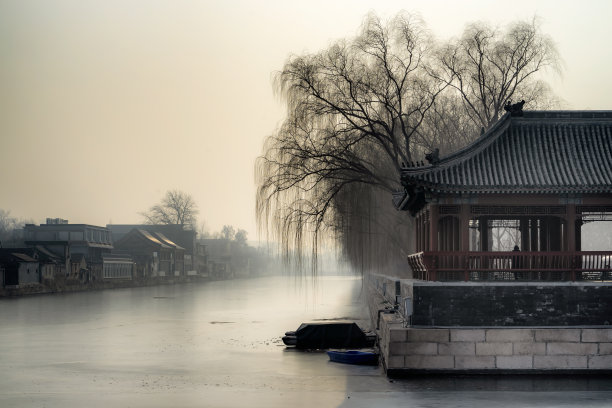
425, 148, 440, 165
504, 99, 525, 116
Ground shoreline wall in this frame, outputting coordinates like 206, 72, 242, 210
367, 273, 612, 374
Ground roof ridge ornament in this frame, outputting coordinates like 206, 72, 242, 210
504, 99, 526, 116
425, 148, 440, 165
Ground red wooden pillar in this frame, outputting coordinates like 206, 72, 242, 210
566, 204, 577, 281
460, 204, 471, 281
429, 204, 439, 251
429, 204, 438, 281
566, 204, 576, 252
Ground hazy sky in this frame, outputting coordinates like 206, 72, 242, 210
1, 0, 611, 240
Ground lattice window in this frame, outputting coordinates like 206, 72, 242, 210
471, 206, 566, 215
439, 205, 460, 215
577, 206, 612, 214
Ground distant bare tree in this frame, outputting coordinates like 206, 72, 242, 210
234, 229, 248, 246
0, 209, 33, 247
435, 19, 561, 129
221, 225, 236, 241
0, 209, 17, 247
141, 190, 198, 227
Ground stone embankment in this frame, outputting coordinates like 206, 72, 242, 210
379, 314, 612, 374
367, 273, 612, 374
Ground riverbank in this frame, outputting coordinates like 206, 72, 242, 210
0, 274, 211, 297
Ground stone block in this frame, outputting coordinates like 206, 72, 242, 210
582, 329, 612, 343
534, 329, 581, 343
496, 356, 533, 369
389, 342, 407, 356
599, 343, 612, 355
406, 329, 449, 343
404, 355, 455, 370
386, 355, 405, 369
513, 342, 546, 356
406, 342, 438, 355
451, 329, 485, 342
588, 355, 612, 369
534, 356, 588, 369
486, 329, 533, 342
476, 342, 513, 356
388, 328, 407, 343
455, 356, 496, 370
438, 342, 475, 356
546, 342, 598, 356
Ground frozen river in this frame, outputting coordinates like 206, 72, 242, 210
1, 275, 611, 407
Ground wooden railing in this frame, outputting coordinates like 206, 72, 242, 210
407, 251, 612, 282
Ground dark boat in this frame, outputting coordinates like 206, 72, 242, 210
327, 350, 379, 365
281, 322, 376, 349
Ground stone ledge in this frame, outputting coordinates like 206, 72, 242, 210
386, 368, 612, 377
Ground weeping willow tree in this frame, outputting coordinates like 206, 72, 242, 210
256, 13, 444, 274
256, 13, 561, 275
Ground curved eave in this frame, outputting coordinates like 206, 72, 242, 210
401, 113, 512, 178
404, 181, 612, 195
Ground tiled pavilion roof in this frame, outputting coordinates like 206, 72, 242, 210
400, 111, 612, 196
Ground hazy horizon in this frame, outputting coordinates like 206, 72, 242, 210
2, 0, 611, 240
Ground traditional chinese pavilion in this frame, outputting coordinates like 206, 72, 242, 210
394, 109, 612, 282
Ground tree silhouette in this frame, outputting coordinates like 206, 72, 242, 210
257, 12, 561, 274
141, 190, 198, 227
435, 19, 560, 129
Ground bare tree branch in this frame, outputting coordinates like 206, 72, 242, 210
141, 190, 198, 228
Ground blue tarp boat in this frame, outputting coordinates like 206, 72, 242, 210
326, 350, 379, 365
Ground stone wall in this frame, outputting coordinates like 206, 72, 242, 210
412, 282, 612, 326
366, 274, 612, 326
379, 314, 612, 374
366, 273, 612, 374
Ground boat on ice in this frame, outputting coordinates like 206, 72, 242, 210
326, 350, 379, 365
281, 322, 376, 349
